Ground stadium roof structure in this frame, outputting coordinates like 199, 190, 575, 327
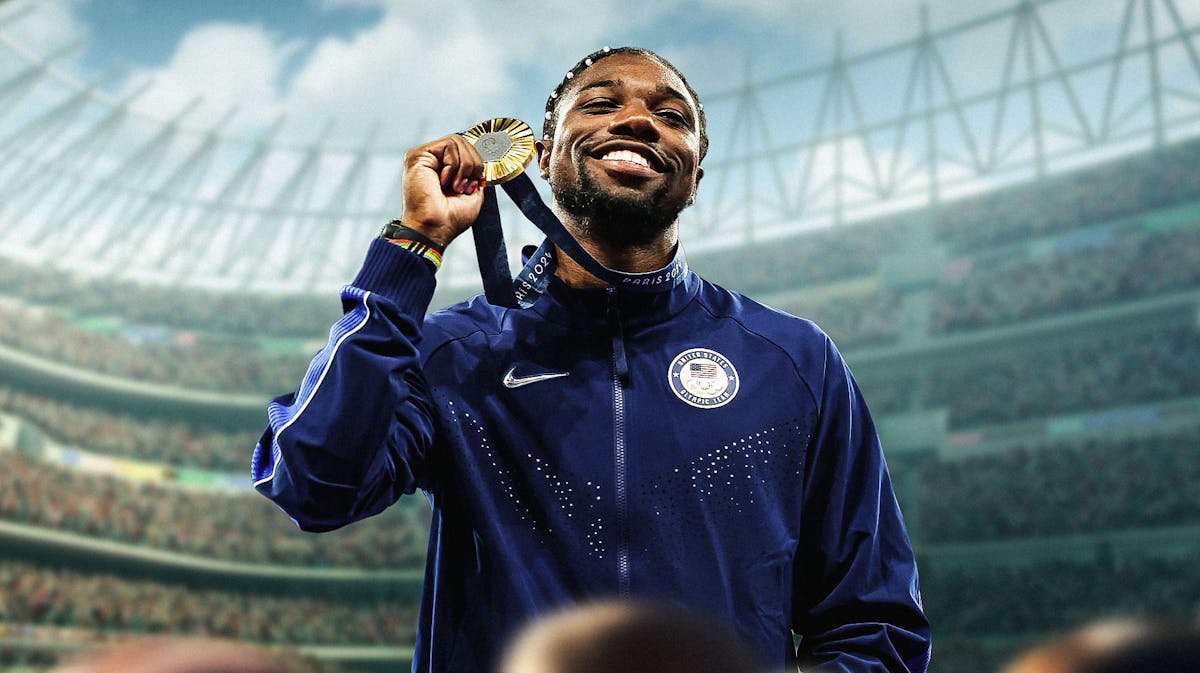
0, 0, 1198, 296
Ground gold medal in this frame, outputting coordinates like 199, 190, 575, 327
463, 117, 535, 185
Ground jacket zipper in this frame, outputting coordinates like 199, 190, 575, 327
606, 288, 631, 597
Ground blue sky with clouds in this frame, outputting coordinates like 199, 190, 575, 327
4, 0, 1054, 146
2, 0, 1196, 215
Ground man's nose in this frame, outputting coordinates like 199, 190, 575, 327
608, 103, 660, 140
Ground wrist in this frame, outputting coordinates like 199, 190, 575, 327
396, 212, 459, 248
380, 220, 446, 270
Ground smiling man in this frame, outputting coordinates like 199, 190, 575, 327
541, 53, 704, 260
252, 46, 930, 673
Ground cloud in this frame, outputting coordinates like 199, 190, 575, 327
121, 1, 686, 143
284, 6, 518, 141
127, 22, 301, 132
1, 0, 87, 53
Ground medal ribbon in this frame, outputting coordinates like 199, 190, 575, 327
470, 172, 688, 309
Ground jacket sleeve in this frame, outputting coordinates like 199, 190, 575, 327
250, 239, 440, 532
792, 336, 931, 673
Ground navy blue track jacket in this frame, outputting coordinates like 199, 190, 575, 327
252, 239, 931, 673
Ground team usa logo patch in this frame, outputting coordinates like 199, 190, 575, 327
668, 348, 740, 409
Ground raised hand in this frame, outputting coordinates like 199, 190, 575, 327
400, 134, 487, 247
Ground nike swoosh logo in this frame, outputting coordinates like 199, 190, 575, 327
503, 366, 570, 389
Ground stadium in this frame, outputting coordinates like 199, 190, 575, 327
0, 0, 1198, 671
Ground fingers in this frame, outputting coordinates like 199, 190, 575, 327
410, 134, 485, 195
400, 134, 490, 242
404, 134, 486, 193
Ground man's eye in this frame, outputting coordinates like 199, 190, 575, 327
581, 100, 616, 112
657, 109, 688, 124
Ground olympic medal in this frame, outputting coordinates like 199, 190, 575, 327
463, 117, 536, 185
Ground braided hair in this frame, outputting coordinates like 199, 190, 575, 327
542, 46, 709, 161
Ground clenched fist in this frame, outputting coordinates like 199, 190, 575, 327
400, 134, 487, 247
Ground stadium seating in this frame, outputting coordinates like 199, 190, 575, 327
0, 451, 429, 570
0, 385, 251, 471
926, 324, 1200, 429
919, 426, 1200, 542
0, 559, 418, 644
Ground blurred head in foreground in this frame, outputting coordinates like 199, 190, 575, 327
500, 600, 763, 673
1000, 619, 1200, 673
49, 638, 287, 673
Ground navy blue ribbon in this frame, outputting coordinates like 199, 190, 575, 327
470, 172, 688, 308
471, 187, 516, 307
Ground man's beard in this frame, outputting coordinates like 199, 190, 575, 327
553, 162, 689, 249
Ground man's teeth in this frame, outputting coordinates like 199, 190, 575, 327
601, 150, 651, 168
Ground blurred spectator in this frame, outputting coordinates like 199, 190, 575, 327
999, 620, 1150, 673
499, 600, 762, 673
50, 638, 286, 673
999, 620, 1200, 673
1083, 623, 1200, 673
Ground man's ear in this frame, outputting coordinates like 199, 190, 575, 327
536, 139, 552, 179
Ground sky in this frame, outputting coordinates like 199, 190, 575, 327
0, 0, 1044, 147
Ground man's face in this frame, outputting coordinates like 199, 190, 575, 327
538, 53, 704, 246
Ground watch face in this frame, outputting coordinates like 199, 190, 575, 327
463, 117, 536, 184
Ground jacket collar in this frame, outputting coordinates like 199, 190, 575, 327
528, 252, 701, 330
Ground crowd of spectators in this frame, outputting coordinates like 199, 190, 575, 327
0, 258, 340, 339
9, 217, 1198, 396
692, 138, 1200, 313
0, 645, 55, 671
0, 560, 417, 645
919, 425, 1200, 543
856, 374, 921, 417
725, 209, 1200, 349
0, 385, 252, 472
0, 299, 311, 395
927, 323, 1200, 429
772, 286, 903, 349
923, 555, 1200, 637
932, 138, 1200, 252
0, 451, 429, 570
693, 216, 907, 294
0, 276, 909, 393
932, 223, 1200, 333
2, 194, 1197, 402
